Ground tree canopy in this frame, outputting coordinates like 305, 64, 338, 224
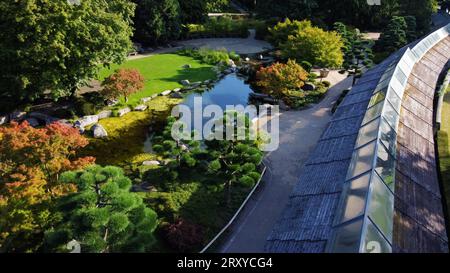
0, 121, 95, 252
279, 21, 345, 68
44, 165, 158, 253
0, 0, 135, 102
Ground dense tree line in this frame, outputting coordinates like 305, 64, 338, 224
255, 0, 438, 33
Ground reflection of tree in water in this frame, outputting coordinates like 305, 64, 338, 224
376, 119, 397, 188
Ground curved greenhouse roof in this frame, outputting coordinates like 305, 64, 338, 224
266, 24, 450, 253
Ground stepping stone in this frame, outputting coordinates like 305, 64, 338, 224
134, 104, 148, 111
161, 90, 172, 96
118, 107, 131, 117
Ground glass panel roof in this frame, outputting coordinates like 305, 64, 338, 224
362, 218, 392, 253
375, 142, 395, 190
346, 141, 377, 180
367, 172, 394, 242
328, 219, 363, 253
362, 101, 384, 126
355, 118, 380, 149
334, 173, 371, 225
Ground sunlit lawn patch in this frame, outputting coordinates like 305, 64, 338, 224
98, 53, 217, 105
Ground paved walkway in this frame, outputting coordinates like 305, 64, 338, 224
178, 29, 272, 55
219, 71, 353, 253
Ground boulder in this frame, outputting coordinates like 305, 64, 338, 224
97, 110, 112, 120
0, 115, 8, 125
170, 92, 183, 99
151, 94, 158, 99
10, 111, 27, 121
134, 104, 148, 111
228, 59, 236, 67
106, 99, 119, 106
92, 124, 108, 138
75, 115, 98, 128
161, 90, 172, 96
142, 160, 160, 166
25, 118, 40, 127
28, 112, 58, 124
141, 97, 152, 103
180, 79, 190, 86
303, 82, 316, 91
173, 88, 181, 92
279, 100, 290, 111
118, 107, 131, 117
182, 64, 191, 69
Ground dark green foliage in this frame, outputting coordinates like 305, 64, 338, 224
178, 48, 231, 65
179, 0, 208, 24
43, 165, 158, 253
404, 16, 418, 42
184, 17, 249, 39
376, 16, 408, 54
256, 0, 318, 20
205, 111, 263, 205
133, 0, 182, 46
334, 22, 374, 85
0, 0, 135, 103
152, 116, 202, 181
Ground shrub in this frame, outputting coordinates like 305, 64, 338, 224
300, 61, 313, 72
268, 19, 312, 47
256, 59, 309, 99
184, 16, 248, 39
162, 218, 205, 252
280, 23, 344, 68
179, 48, 230, 65
75, 100, 98, 116
229, 51, 240, 62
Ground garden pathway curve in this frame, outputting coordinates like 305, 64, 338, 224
218, 71, 353, 253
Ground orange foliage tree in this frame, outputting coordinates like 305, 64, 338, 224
255, 59, 309, 100
101, 68, 145, 103
0, 121, 95, 251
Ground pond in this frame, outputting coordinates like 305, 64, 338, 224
144, 73, 256, 152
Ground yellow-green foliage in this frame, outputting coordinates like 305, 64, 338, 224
438, 89, 450, 217
81, 96, 182, 167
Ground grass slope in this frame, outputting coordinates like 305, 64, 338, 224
98, 53, 216, 105
438, 87, 450, 217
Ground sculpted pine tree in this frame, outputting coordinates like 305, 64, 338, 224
152, 117, 201, 180
205, 111, 263, 206
44, 165, 158, 253
334, 22, 374, 86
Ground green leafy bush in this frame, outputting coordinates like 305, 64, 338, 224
184, 16, 248, 39
179, 48, 231, 65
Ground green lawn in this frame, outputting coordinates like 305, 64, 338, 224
98, 53, 217, 105
438, 86, 450, 217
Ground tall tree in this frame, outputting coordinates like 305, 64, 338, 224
133, 0, 182, 46
44, 165, 158, 253
179, 0, 208, 24
256, 0, 317, 20
280, 22, 345, 68
376, 16, 408, 54
0, 121, 95, 252
0, 0, 135, 103
334, 22, 374, 86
